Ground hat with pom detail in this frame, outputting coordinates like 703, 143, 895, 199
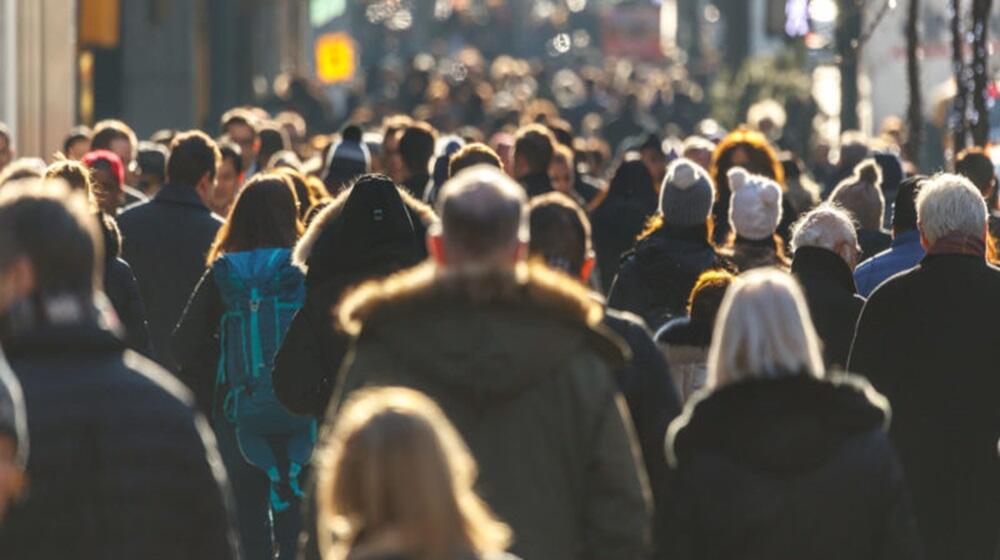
830, 159, 885, 231
659, 158, 715, 227
728, 167, 784, 241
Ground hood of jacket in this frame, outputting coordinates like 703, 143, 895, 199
667, 373, 889, 475
293, 175, 438, 289
631, 226, 718, 285
338, 262, 626, 400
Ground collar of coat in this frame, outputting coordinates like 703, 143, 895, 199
666, 372, 890, 473
153, 183, 210, 211
292, 184, 437, 271
337, 260, 605, 338
791, 246, 859, 295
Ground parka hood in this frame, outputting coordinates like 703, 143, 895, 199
338, 262, 627, 400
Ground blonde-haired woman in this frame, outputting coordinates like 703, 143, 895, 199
663, 268, 921, 560
314, 387, 517, 560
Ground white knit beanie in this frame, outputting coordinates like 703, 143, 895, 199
728, 167, 783, 240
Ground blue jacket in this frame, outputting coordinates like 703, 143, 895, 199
853, 229, 925, 297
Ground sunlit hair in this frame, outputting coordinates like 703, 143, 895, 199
706, 268, 825, 388
206, 173, 303, 264
687, 269, 735, 324
790, 203, 858, 255
314, 387, 512, 560
916, 172, 987, 245
708, 127, 784, 203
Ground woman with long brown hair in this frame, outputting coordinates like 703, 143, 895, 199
315, 387, 516, 560
174, 172, 310, 560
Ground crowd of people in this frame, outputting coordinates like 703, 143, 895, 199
0, 75, 997, 560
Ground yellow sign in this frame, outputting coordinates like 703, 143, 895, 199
315, 33, 356, 84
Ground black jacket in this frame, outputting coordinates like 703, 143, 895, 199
104, 257, 151, 355
603, 307, 681, 560
519, 171, 554, 198
272, 177, 435, 418
849, 253, 1000, 559
0, 315, 239, 559
791, 246, 865, 369
401, 172, 431, 201
118, 184, 222, 371
608, 225, 720, 331
590, 161, 657, 292
664, 374, 921, 560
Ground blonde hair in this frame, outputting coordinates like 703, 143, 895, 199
314, 387, 512, 560
706, 268, 824, 387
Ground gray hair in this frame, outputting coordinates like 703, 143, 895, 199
434, 164, 527, 261
790, 204, 858, 254
916, 173, 987, 244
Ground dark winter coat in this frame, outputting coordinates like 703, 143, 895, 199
118, 184, 223, 371
608, 225, 720, 331
401, 172, 431, 201
849, 253, 1000, 559
791, 246, 865, 369
171, 267, 225, 415
859, 228, 894, 262
0, 315, 239, 559
272, 178, 435, 418
519, 171, 555, 198
590, 160, 658, 292
327, 262, 650, 560
602, 306, 681, 560
104, 257, 150, 355
664, 373, 921, 560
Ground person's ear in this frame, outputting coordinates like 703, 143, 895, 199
580, 254, 596, 283
428, 233, 446, 265
919, 225, 930, 251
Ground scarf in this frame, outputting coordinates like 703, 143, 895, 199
925, 232, 986, 259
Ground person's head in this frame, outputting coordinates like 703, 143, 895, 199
45, 158, 93, 193
167, 130, 221, 206
325, 125, 372, 194
837, 130, 871, 170
398, 122, 438, 180
830, 159, 884, 232
0, 179, 102, 313
528, 192, 593, 280
916, 173, 988, 248
220, 108, 258, 170
637, 133, 667, 187
707, 268, 825, 388
658, 158, 716, 229
727, 167, 783, 241
0, 363, 27, 521
874, 151, 904, 195
212, 140, 244, 216
955, 147, 997, 201
90, 119, 138, 179
206, 173, 302, 264
549, 143, 575, 196
0, 159, 45, 188
681, 136, 715, 171
687, 269, 735, 326
0, 124, 12, 173
448, 143, 503, 178
709, 127, 784, 201
136, 141, 168, 196
512, 124, 556, 179
891, 175, 926, 235
790, 204, 861, 269
81, 150, 125, 214
314, 387, 512, 560
381, 114, 414, 182
62, 126, 92, 161
431, 165, 527, 268
256, 123, 290, 171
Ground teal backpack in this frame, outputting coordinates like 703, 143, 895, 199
212, 248, 314, 511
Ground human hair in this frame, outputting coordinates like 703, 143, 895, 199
955, 147, 996, 198
137, 141, 169, 180
206, 173, 302, 264
45, 158, 92, 193
528, 192, 591, 275
217, 141, 244, 175
220, 108, 258, 135
892, 175, 925, 233
708, 127, 784, 207
551, 142, 574, 167
256, 123, 290, 169
0, 122, 9, 145
916, 173, 988, 245
0, 160, 45, 187
275, 167, 317, 221
790, 204, 858, 254
830, 159, 884, 231
90, 119, 137, 158
546, 118, 574, 147
399, 122, 438, 176
167, 130, 221, 186
707, 268, 825, 387
62, 126, 92, 154
513, 124, 556, 174
688, 269, 735, 325
436, 165, 527, 262
449, 143, 503, 177
0, 179, 102, 298
314, 387, 512, 560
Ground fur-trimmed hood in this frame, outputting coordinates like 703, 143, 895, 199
666, 373, 890, 474
337, 261, 627, 399
293, 176, 438, 280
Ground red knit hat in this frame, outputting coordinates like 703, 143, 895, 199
82, 149, 125, 186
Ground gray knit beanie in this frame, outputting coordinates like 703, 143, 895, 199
659, 158, 715, 228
